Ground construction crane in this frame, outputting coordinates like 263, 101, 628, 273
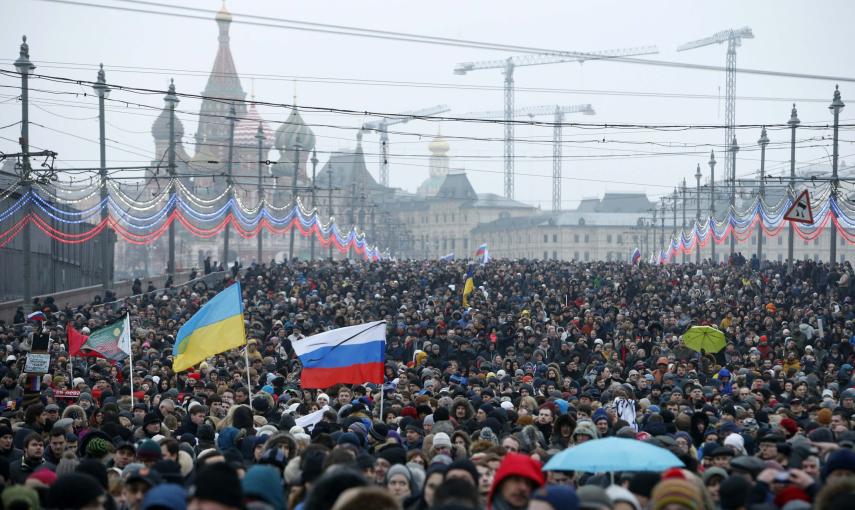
678, 27, 754, 199
463, 104, 595, 211
454, 46, 658, 200
362, 104, 450, 187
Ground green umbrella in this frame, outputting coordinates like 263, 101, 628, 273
682, 325, 726, 354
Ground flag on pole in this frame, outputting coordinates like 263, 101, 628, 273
172, 282, 246, 372
26, 311, 46, 322
462, 275, 475, 308
439, 252, 455, 262
81, 317, 131, 361
67, 325, 104, 359
631, 248, 642, 265
292, 321, 386, 389
474, 243, 490, 265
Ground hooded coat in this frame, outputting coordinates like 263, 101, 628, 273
486, 452, 545, 510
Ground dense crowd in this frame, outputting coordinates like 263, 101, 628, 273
1, 256, 855, 510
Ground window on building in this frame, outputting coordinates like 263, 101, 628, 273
544, 235, 549, 243
574, 251, 580, 261
584, 234, 590, 243
553, 234, 558, 243
803, 240, 809, 246
814, 238, 819, 246
451, 213, 455, 222
442, 239, 447, 250
435, 215, 439, 223
751, 236, 756, 245
451, 239, 456, 250
463, 239, 469, 250
606, 252, 612, 262
778, 253, 783, 262
553, 251, 558, 259
607, 234, 613, 244
633, 235, 639, 244
778, 237, 783, 246
617, 235, 623, 244
584, 252, 590, 261
574, 234, 580, 243
543, 251, 548, 260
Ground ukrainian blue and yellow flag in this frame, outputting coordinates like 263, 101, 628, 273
172, 282, 246, 372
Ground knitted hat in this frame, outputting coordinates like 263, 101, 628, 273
774, 486, 810, 509
86, 436, 115, 457
2, 486, 40, 510
27, 467, 57, 488
46, 473, 104, 510
242, 465, 284, 510
532, 485, 579, 510
432, 432, 452, 449
193, 463, 243, 508
823, 449, 855, 480
136, 439, 162, 461
651, 478, 702, 510
369, 422, 388, 442
141, 484, 187, 510
144, 413, 161, 426
573, 420, 599, 440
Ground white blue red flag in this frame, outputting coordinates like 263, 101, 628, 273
292, 321, 386, 389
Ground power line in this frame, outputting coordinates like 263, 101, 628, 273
37, 0, 855, 84
0, 58, 836, 105
4, 69, 853, 132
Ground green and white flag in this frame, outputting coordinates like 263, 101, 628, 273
82, 315, 131, 361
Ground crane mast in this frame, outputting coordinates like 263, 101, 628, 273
362, 104, 450, 187
463, 104, 595, 211
455, 45, 657, 200
678, 27, 753, 209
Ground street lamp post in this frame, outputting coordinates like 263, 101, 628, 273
14, 36, 35, 311
255, 121, 265, 265
223, 103, 236, 270
757, 126, 769, 265
787, 104, 800, 273
729, 136, 739, 258
289, 136, 302, 262
93, 64, 111, 290
310, 149, 318, 261
164, 80, 179, 279
829, 86, 845, 265
681, 178, 687, 265
709, 150, 717, 264
694, 164, 702, 265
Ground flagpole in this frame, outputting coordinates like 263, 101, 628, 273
244, 344, 252, 391
127, 314, 134, 407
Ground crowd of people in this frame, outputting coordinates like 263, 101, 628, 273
1, 256, 855, 510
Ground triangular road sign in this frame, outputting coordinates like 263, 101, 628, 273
783, 190, 814, 224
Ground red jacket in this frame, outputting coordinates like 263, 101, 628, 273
487, 453, 545, 510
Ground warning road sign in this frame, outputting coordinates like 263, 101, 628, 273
784, 190, 814, 224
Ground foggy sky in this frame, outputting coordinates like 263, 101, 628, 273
3, 0, 854, 210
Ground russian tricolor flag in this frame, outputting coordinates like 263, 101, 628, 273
292, 321, 386, 389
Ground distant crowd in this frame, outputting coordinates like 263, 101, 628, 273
1, 256, 855, 510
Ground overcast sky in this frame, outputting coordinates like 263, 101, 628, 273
3, 0, 854, 210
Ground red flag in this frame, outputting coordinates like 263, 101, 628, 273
67, 325, 105, 359
67, 325, 87, 357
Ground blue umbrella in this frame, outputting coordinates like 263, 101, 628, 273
543, 437, 684, 472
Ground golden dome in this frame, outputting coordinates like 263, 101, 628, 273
215, 0, 232, 22
429, 131, 449, 155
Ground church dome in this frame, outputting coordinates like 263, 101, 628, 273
151, 104, 184, 141
429, 132, 449, 154
274, 107, 316, 153
215, 1, 232, 22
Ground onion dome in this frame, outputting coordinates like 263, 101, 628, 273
151, 102, 184, 141
429, 131, 449, 155
235, 103, 272, 149
274, 107, 315, 153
